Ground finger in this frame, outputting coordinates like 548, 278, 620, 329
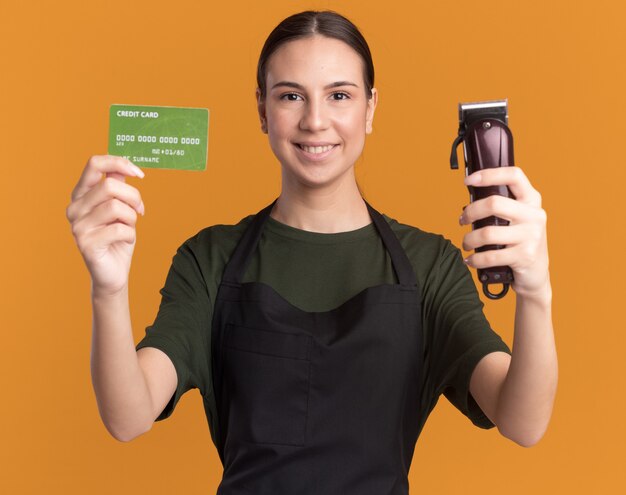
67, 177, 144, 222
464, 166, 540, 205
71, 155, 144, 203
72, 198, 139, 239
464, 245, 521, 269
461, 224, 529, 251
82, 222, 137, 250
460, 194, 542, 226
106, 171, 127, 182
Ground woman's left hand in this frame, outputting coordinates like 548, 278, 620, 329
459, 166, 550, 299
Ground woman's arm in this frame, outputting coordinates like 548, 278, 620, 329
459, 166, 558, 447
91, 285, 178, 442
66, 155, 177, 441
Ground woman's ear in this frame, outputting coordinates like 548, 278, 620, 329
365, 88, 378, 134
256, 88, 268, 134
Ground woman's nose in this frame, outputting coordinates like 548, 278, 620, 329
299, 99, 329, 131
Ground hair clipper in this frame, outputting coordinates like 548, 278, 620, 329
450, 99, 515, 300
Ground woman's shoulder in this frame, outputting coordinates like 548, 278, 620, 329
381, 213, 466, 284
164, 213, 258, 292
382, 214, 471, 303
179, 212, 256, 255
382, 213, 459, 257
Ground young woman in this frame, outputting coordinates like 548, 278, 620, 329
66, 10, 556, 494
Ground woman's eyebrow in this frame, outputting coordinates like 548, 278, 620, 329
271, 81, 359, 90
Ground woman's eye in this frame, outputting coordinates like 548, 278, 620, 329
281, 93, 302, 101
331, 92, 350, 101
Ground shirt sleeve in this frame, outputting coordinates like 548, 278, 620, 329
424, 239, 512, 429
135, 235, 212, 421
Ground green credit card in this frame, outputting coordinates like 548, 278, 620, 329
108, 104, 209, 170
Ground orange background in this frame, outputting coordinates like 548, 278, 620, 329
1, 0, 624, 492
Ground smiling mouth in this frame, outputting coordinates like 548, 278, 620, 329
296, 144, 337, 154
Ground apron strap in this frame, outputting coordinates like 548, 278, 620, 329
221, 199, 278, 285
363, 199, 417, 287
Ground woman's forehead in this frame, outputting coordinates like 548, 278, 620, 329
266, 36, 365, 87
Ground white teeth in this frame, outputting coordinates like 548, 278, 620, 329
299, 144, 334, 154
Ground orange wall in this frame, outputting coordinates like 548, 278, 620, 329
1, 0, 624, 492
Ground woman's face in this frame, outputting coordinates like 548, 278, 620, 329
258, 35, 377, 190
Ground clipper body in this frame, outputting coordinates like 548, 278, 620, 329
450, 99, 515, 299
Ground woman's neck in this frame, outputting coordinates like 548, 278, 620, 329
270, 178, 371, 234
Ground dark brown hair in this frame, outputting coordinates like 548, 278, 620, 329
256, 10, 375, 99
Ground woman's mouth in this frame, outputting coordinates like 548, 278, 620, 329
294, 143, 338, 160
297, 144, 335, 154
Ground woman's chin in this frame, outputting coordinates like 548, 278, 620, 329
283, 165, 355, 191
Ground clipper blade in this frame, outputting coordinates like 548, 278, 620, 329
459, 98, 508, 126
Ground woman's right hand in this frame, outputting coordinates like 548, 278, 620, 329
66, 155, 146, 297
